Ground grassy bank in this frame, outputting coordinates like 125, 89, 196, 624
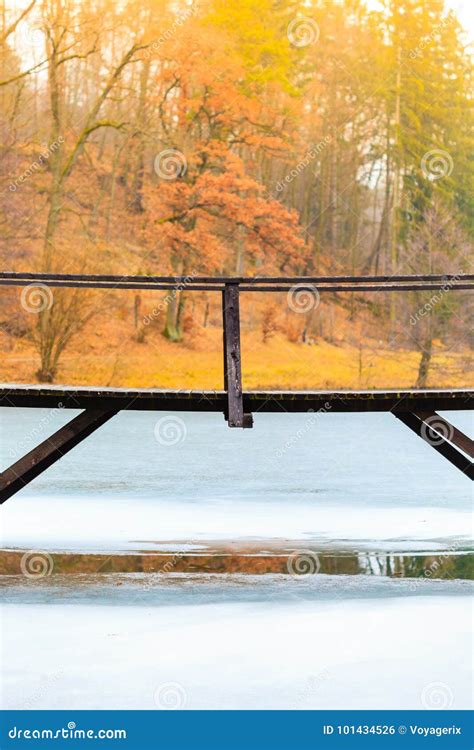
1, 319, 471, 391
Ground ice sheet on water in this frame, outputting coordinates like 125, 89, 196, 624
1, 412, 472, 710
1, 572, 471, 606
2, 575, 471, 710
2, 410, 472, 553
2, 496, 472, 553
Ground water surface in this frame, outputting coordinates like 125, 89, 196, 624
1, 408, 472, 553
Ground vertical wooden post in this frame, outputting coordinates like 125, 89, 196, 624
222, 288, 229, 422
222, 283, 251, 428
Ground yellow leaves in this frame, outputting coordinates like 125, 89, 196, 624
205, 0, 294, 90
5, 318, 470, 391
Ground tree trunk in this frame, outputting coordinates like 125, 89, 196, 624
163, 294, 179, 341
416, 336, 432, 388
129, 58, 150, 213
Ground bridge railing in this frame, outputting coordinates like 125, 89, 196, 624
1, 272, 472, 428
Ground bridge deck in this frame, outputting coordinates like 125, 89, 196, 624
0, 384, 472, 412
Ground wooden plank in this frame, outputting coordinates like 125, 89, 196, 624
0, 408, 117, 503
394, 410, 474, 479
0, 386, 471, 413
414, 411, 474, 459
222, 283, 246, 427
222, 290, 229, 423
2, 271, 473, 284
1, 277, 472, 293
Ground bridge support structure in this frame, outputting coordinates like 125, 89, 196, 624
0, 388, 472, 503
393, 410, 474, 479
0, 408, 117, 504
0, 271, 472, 501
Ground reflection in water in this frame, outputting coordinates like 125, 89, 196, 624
0, 549, 472, 579
358, 550, 473, 580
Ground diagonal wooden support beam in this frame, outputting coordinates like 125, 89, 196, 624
414, 410, 474, 458
0, 408, 118, 503
393, 410, 474, 479
222, 283, 252, 428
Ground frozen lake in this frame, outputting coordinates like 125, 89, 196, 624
1, 574, 472, 710
0, 408, 472, 552
0, 408, 472, 709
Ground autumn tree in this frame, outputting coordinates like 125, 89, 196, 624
139, 15, 308, 339
23, 0, 148, 379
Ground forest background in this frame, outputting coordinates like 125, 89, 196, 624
0, 0, 472, 390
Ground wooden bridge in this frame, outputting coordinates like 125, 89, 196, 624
0, 271, 473, 502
